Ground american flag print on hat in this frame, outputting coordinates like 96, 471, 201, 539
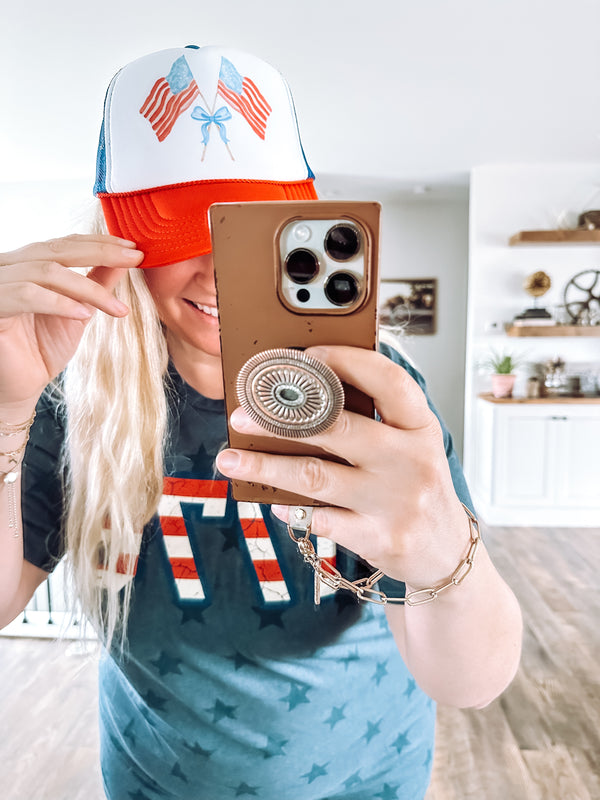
139, 55, 200, 142
217, 57, 272, 140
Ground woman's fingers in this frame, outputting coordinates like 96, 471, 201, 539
230, 404, 411, 471
0, 234, 141, 270
0, 281, 94, 320
306, 345, 433, 431
0, 261, 133, 318
271, 502, 374, 559
217, 446, 379, 514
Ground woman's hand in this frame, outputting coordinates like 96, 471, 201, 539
216, 345, 471, 590
0, 234, 143, 409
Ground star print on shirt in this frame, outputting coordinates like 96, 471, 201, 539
324, 704, 347, 729
280, 683, 311, 711
340, 648, 360, 670
179, 605, 208, 625
206, 698, 238, 722
375, 784, 400, 800
301, 762, 329, 784
373, 660, 389, 685
260, 735, 288, 758
362, 719, 383, 744
140, 689, 168, 712
343, 771, 362, 790
391, 730, 410, 754
220, 524, 241, 552
234, 782, 260, 796
123, 719, 137, 746
228, 650, 256, 670
184, 741, 214, 759
150, 651, 183, 677
251, 605, 287, 629
403, 678, 417, 699
171, 762, 188, 783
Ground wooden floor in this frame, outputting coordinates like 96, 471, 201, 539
0, 524, 598, 800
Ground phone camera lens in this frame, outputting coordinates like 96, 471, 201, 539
296, 288, 310, 303
285, 249, 319, 283
324, 272, 360, 306
324, 225, 361, 261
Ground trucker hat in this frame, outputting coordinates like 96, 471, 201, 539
94, 45, 317, 267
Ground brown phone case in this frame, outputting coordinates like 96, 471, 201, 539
210, 200, 381, 505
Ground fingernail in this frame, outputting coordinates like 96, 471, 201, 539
307, 346, 328, 361
72, 305, 93, 320
217, 450, 241, 473
112, 299, 129, 314
121, 248, 144, 261
270, 504, 288, 520
230, 407, 256, 432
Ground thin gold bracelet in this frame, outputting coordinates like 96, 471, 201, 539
1, 410, 36, 537
286, 503, 480, 606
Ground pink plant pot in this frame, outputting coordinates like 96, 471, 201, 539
491, 374, 516, 398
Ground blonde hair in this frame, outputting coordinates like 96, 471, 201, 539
62, 264, 169, 648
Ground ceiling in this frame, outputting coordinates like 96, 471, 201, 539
2, 0, 600, 200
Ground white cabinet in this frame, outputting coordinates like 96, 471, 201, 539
472, 398, 600, 525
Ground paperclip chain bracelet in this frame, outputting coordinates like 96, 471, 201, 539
287, 503, 480, 606
0, 410, 36, 537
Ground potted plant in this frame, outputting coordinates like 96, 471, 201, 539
483, 350, 523, 398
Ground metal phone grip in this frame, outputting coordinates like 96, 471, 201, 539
236, 348, 344, 438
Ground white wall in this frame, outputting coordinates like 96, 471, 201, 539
379, 194, 470, 455
0, 179, 93, 250
464, 163, 600, 484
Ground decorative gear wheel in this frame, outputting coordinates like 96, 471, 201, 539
563, 269, 600, 323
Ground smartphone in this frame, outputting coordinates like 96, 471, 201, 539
209, 200, 381, 505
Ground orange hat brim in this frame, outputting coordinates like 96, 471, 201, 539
98, 178, 318, 268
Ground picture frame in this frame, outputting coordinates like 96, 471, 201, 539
378, 278, 437, 335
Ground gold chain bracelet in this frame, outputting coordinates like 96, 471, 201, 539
1, 410, 36, 537
286, 503, 480, 606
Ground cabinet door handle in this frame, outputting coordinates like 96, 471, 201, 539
550, 416, 568, 421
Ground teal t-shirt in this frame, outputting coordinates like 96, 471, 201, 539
23, 344, 472, 800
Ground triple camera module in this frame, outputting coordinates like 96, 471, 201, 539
279, 220, 367, 312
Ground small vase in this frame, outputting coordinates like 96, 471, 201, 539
491, 373, 516, 398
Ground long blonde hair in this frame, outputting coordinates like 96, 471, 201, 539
62, 264, 169, 649
59, 213, 410, 649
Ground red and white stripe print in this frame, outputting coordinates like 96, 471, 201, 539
139, 77, 200, 142
217, 77, 272, 139
237, 502, 290, 602
97, 477, 338, 603
159, 478, 227, 601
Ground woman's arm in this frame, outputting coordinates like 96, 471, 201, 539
385, 542, 522, 708
216, 344, 523, 708
0, 234, 142, 626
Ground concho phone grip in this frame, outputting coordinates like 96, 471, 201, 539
236, 348, 344, 438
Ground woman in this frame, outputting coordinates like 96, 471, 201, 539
0, 45, 522, 800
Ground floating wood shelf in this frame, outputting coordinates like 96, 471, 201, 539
509, 229, 600, 245
506, 324, 600, 337
478, 392, 600, 404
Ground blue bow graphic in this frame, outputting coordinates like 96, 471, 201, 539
191, 105, 232, 145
